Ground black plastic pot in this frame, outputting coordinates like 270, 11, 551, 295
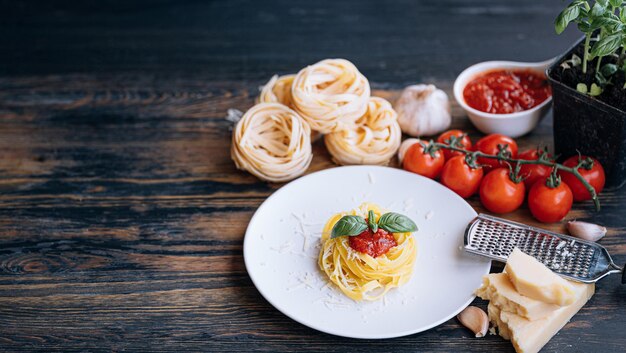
547, 37, 626, 188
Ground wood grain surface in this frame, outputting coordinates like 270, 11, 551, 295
0, 1, 624, 352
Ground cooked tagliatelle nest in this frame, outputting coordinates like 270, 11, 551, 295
292, 58, 370, 134
318, 202, 417, 301
231, 102, 312, 182
258, 74, 296, 108
324, 97, 401, 165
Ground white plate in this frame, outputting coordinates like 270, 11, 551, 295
244, 166, 491, 339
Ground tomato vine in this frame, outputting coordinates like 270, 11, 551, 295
426, 141, 601, 211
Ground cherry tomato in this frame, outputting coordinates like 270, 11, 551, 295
402, 141, 445, 179
474, 134, 518, 170
437, 130, 472, 160
558, 156, 605, 202
517, 148, 553, 189
528, 178, 573, 223
440, 155, 484, 198
479, 168, 525, 213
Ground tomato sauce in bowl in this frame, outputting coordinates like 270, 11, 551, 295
463, 70, 551, 114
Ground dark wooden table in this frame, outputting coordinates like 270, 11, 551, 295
1, 1, 624, 352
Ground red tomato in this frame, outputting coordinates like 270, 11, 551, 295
528, 178, 573, 223
403, 141, 445, 179
517, 148, 553, 189
440, 155, 484, 198
437, 130, 472, 160
475, 134, 518, 170
558, 156, 605, 201
479, 168, 525, 213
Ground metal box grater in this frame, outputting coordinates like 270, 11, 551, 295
464, 214, 624, 283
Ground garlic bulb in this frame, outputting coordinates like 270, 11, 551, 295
567, 220, 607, 242
395, 84, 451, 137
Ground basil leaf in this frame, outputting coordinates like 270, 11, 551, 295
591, 2, 605, 17
590, 34, 623, 58
555, 5, 580, 34
595, 71, 607, 85
377, 212, 418, 233
601, 63, 618, 77
367, 210, 378, 233
330, 215, 367, 238
577, 21, 591, 32
590, 16, 621, 31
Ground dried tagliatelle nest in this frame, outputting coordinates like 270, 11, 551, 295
325, 97, 401, 165
231, 58, 405, 183
292, 58, 371, 134
257, 74, 296, 107
231, 102, 313, 182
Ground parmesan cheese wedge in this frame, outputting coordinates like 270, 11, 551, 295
487, 280, 594, 353
505, 248, 576, 306
476, 273, 559, 321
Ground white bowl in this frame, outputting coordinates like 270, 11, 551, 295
453, 59, 554, 138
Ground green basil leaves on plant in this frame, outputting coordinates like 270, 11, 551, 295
590, 16, 622, 31
590, 83, 604, 96
601, 63, 618, 76
590, 33, 623, 58
555, 0, 626, 81
592, 2, 606, 17
330, 215, 368, 238
377, 212, 418, 233
595, 71, 608, 85
577, 20, 592, 32
556, 4, 581, 34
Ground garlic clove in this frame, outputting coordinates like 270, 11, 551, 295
567, 220, 607, 242
397, 138, 420, 164
457, 306, 489, 338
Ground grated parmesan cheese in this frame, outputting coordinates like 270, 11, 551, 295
270, 240, 293, 254
319, 282, 332, 291
403, 198, 414, 212
368, 172, 376, 184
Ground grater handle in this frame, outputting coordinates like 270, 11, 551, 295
622, 264, 626, 284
